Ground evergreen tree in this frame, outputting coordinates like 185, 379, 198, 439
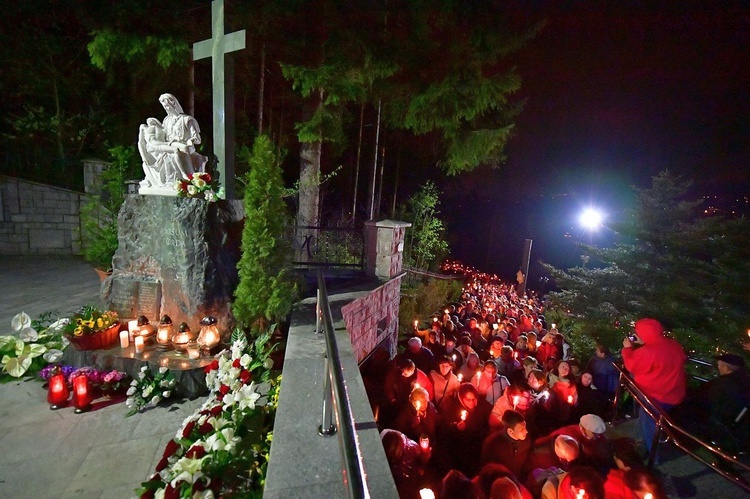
233, 135, 297, 332
544, 171, 750, 357
399, 181, 449, 272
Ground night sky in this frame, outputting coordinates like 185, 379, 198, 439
441, 1, 750, 281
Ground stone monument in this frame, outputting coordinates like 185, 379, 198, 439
102, 195, 243, 335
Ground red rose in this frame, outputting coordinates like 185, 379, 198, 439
182, 421, 196, 438
155, 456, 169, 472
209, 404, 223, 416
198, 421, 213, 434
204, 360, 219, 373
164, 483, 181, 499
219, 384, 230, 395
232, 358, 241, 369
140, 489, 156, 499
186, 445, 207, 459
240, 370, 252, 384
162, 439, 179, 458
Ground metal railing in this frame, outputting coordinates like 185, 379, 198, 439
611, 363, 750, 493
315, 270, 369, 498
290, 226, 365, 269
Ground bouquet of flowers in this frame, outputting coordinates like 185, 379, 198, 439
138, 328, 280, 498
126, 365, 177, 417
62, 305, 119, 337
174, 172, 222, 202
1, 311, 68, 379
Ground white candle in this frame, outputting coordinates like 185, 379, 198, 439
128, 319, 138, 341
119, 330, 130, 349
188, 347, 200, 360
134, 336, 144, 354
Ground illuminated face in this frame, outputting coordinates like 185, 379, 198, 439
581, 373, 593, 387
402, 367, 415, 378
467, 356, 479, 369
439, 362, 452, 375
528, 374, 542, 390
460, 392, 478, 410
508, 421, 528, 441
558, 362, 570, 377
483, 364, 497, 378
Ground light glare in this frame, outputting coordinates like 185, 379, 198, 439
579, 208, 603, 229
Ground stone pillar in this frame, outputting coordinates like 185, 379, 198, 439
82, 158, 110, 194
364, 219, 411, 279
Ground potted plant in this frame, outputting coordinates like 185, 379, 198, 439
62, 305, 121, 350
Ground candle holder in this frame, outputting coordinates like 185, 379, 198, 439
156, 315, 175, 351
186, 341, 201, 360
172, 322, 193, 352
72, 374, 92, 413
197, 316, 220, 354
47, 369, 69, 410
136, 315, 156, 344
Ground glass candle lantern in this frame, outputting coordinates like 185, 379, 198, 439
172, 322, 193, 352
47, 370, 69, 410
137, 315, 156, 342
72, 374, 92, 413
197, 316, 220, 352
156, 315, 175, 350
186, 341, 201, 359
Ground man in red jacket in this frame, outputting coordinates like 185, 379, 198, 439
621, 318, 687, 454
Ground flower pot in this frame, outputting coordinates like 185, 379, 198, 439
66, 322, 121, 350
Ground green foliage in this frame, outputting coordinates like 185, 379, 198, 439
80, 146, 138, 269
399, 278, 463, 335
398, 181, 450, 271
233, 136, 298, 331
88, 29, 190, 71
544, 171, 750, 362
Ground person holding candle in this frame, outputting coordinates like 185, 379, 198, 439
522, 434, 581, 489
382, 358, 434, 428
393, 386, 438, 444
479, 409, 531, 478
526, 369, 560, 437
458, 351, 482, 382
430, 355, 461, 410
380, 428, 431, 498
539, 465, 605, 499
621, 318, 687, 456
489, 381, 532, 430
496, 345, 522, 379
436, 383, 492, 476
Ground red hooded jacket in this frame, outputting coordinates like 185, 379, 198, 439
621, 318, 687, 405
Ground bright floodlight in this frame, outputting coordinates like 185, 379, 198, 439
579, 208, 603, 229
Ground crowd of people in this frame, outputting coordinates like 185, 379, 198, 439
370, 278, 668, 499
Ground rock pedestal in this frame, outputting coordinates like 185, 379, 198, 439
102, 195, 243, 336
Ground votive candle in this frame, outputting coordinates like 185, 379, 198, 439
187, 346, 200, 360
134, 336, 144, 354
128, 319, 138, 341
119, 330, 130, 349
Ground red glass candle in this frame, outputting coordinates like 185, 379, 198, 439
47, 372, 69, 410
72, 374, 92, 413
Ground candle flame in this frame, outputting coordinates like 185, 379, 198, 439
414, 320, 419, 327
460, 409, 468, 421
419, 489, 435, 499
414, 383, 421, 389
415, 400, 422, 411
457, 374, 463, 382
568, 395, 574, 404
452, 354, 457, 361
643, 494, 653, 499
420, 436, 430, 449
576, 489, 586, 499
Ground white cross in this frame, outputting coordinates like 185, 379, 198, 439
193, 0, 246, 199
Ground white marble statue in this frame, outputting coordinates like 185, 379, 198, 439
137, 93, 208, 195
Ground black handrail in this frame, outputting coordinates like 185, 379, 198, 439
611, 363, 750, 493
316, 270, 369, 498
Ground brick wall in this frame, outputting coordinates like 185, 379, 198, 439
0, 176, 87, 255
341, 275, 404, 362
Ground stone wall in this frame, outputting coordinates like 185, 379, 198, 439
340, 276, 403, 362
0, 175, 86, 255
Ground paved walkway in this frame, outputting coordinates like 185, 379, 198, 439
0, 257, 205, 499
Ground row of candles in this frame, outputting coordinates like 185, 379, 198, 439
47, 369, 93, 413
117, 315, 221, 359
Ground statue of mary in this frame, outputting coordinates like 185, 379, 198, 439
137, 94, 208, 195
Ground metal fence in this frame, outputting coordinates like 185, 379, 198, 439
611, 362, 750, 493
288, 225, 365, 269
